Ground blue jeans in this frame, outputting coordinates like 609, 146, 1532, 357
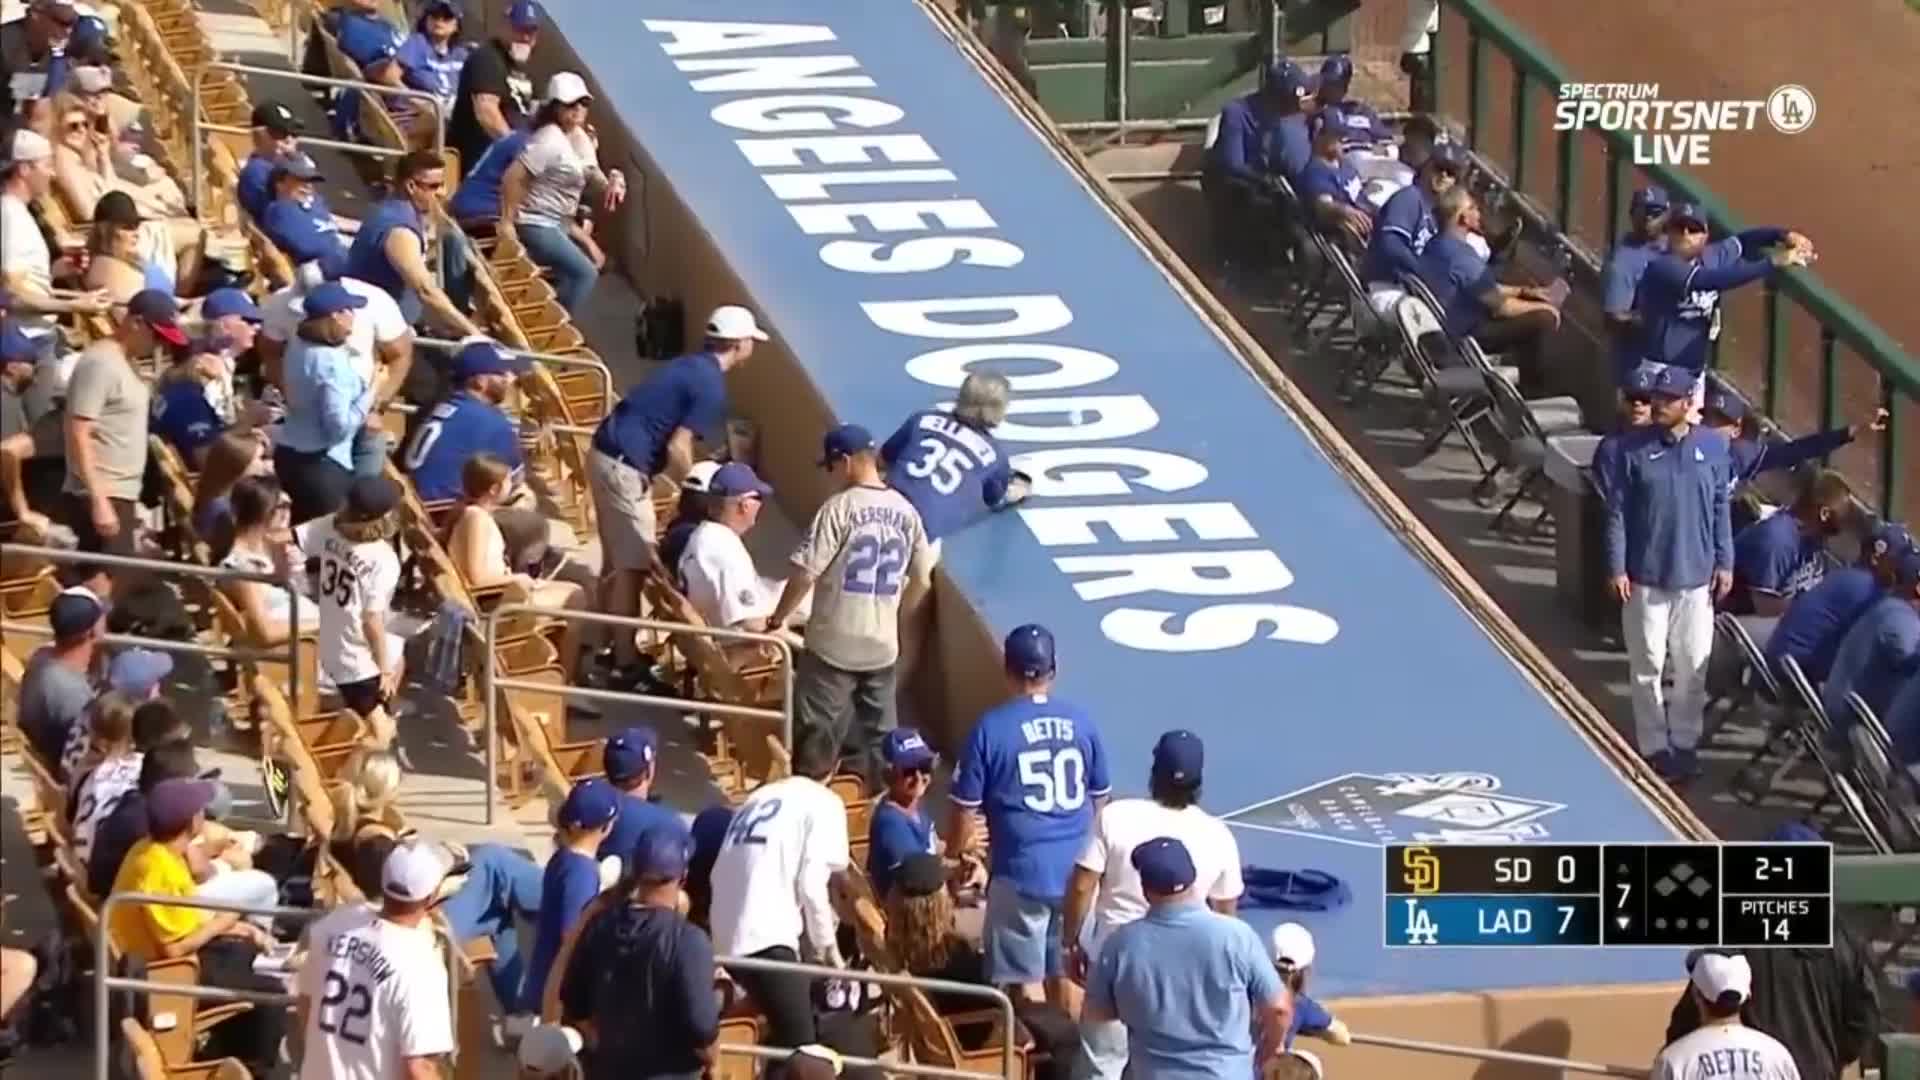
438, 842, 544, 1010
517, 222, 597, 313
352, 426, 390, 479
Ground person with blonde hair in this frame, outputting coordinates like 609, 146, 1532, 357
446, 451, 593, 679
329, 746, 404, 851
50, 93, 203, 282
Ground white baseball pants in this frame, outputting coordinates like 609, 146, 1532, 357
1622, 583, 1715, 755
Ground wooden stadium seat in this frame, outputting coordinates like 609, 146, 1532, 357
122, 1017, 249, 1080
642, 572, 789, 794
890, 983, 1032, 1079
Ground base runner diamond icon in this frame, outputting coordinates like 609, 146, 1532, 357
1221, 771, 1566, 848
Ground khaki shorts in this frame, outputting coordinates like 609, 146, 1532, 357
587, 448, 656, 572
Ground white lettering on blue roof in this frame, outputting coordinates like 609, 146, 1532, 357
646, 19, 1341, 654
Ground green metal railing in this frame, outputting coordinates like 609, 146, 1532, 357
1433, 0, 1919, 519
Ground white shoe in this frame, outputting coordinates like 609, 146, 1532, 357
501, 1013, 537, 1042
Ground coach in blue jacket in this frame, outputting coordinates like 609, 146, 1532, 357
1633, 203, 1811, 384
1202, 59, 1311, 271
1591, 363, 1733, 782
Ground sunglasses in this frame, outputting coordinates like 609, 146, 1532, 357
412, 179, 445, 192
64, 120, 87, 132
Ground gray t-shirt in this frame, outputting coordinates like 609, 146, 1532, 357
795, 483, 931, 672
20, 646, 95, 769
62, 341, 150, 501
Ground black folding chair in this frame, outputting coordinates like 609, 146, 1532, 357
1776, 656, 1894, 852
1389, 293, 1498, 476
1477, 368, 1586, 537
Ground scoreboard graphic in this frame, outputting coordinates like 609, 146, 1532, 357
1384, 843, 1833, 949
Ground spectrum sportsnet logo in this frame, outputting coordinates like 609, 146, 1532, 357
1553, 83, 1816, 167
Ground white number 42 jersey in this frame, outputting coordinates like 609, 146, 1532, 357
298, 905, 454, 1080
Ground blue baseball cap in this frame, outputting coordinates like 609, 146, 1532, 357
708, 462, 772, 499
1895, 547, 1920, 587
882, 728, 936, 771
420, 0, 462, 17
1650, 364, 1697, 400
201, 288, 260, 323
1702, 388, 1746, 421
0, 323, 36, 364
453, 339, 528, 382
305, 281, 368, 318
147, 778, 218, 835
818, 423, 875, 466
1766, 820, 1822, 843
505, 0, 542, 31
49, 588, 106, 640
1130, 836, 1197, 894
1630, 185, 1671, 217
629, 821, 691, 881
1426, 140, 1467, 174
558, 777, 618, 829
1318, 54, 1354, 86
272, 152, 325, 182
1621, 362, 1662, 397
1864, 522, 1916, 566
1003, 623, 1056, 679
1261, 59, 1307, 98
1667, 202, 1709, 230
603, 726, 657, 783
1151, 730, 1204, 786
109, 647, 174, 697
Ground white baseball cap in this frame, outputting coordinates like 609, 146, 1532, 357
1270, 922, 1316, 969
1690, 952, 1752, 1006
5, 129, 52, 167
517, 1023, 583, 1075
681, 460, 722, 493
546, 72, 591, 106
705, 304, 770, 342
382, 839, 460, 903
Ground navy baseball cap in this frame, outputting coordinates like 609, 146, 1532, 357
201, 288, 261, 323
1426, 140, 1467, 174
818, 423, 875, 465
558, 778, 618, 829
453, 339, 528, 381
690, 804, 734, 860
1895, 547, 1920, 587
49, 588, 106, 640
1630, 185, 1670, 217
1003, 623, 1057, 679
629, 822, 691, 881
604, 726, 657, 782
708, 462, 772, 499
127, 290, 189, 347
506, 0, 542, 31
109, 648, 174, 696
1766, 820, 1822, 843
147, 778, 218, 835
895, 853, 946, 898
882, 728, 936, 771
341, 475, 399, 522
1650, 364, 1696, 400
1667, 202, 1709, 230
1318, 54, 1354, 86
1621, 362, 1662, 397
1702, 388, 1746, 422
1151, 730, 1204, 786
1262, 59, 1307, 97
305, 281, 368, 318
421, 0, 462, 16
0, 323, 36, 365
1130, 836, 1197, 894
1864, 521, 1916, 565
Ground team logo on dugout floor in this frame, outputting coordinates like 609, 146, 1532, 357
1222, 772, 1565, 847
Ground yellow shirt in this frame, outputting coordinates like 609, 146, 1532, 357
108, 839, 205, 962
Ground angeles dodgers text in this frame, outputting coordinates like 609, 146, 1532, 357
642, 18, 1342, 655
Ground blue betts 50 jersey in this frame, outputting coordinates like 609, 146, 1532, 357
950, 693, 1110, 901
880, 410, 1014, 542
402, 391, 523, 501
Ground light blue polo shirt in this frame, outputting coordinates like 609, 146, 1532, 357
1087, 904, 1284, 1080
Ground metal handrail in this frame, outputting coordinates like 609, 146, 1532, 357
717, 954, 1018, 1079
720, 1044, 990, 1080
0, 543, 301, 709
479, 604, 796, 825
414, 335, 617, 418
189, 61, 448, 215
92, 893, 463, 1080
1349, 1032, 1650, 1078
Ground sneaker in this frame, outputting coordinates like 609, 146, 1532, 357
1645, 750, 1676, 780
500, 1014, 537, 1042
1671, 748, 1702, 780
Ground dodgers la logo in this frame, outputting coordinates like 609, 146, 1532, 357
1222, 771, 1566, 848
